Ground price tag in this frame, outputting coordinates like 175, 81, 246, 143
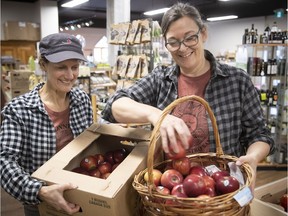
233, 186, 254, 207
205, 164, 221, 176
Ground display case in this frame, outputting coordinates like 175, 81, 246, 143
237, 44, 287, 168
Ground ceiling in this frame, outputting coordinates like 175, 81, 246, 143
3, 0, 287, 28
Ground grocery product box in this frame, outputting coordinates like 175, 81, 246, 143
3, 21, 29, 40
32, 123, 161, 216
251, 177, 287, 216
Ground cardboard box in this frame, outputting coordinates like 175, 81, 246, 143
251, 177, 287, 216
27, 22, 41, 41
32, 123, 160, 216
3, 21, 29, 40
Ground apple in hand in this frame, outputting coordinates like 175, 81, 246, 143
98, 162, 112, 174
280, 194, 288, 212
189, 165, 208, 177
166, 140, 186, 159
183, 174, 207, 197
144, 169, 162, 186
80, 155, 98, 171
172, 157, 191, 176
161, 169, 184, 190
215, 176, 240, 195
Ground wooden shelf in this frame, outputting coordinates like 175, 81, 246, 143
257, 162, 287, 170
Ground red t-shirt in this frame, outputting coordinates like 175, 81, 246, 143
44, 105, 74, 152
172, 70, 211, 153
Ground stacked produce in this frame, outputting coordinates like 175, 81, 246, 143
71, 148, 128, 179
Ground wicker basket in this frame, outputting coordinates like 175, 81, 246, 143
133, 95, 254, 216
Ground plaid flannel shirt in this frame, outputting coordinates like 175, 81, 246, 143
102, 50, 274, 157
1, 83, 93, 205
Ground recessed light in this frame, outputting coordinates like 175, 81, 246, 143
207, 15, 238, 21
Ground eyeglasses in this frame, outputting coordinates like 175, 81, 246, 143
165, 28, 201, 52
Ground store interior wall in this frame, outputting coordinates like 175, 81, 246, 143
1, 1, 287, 61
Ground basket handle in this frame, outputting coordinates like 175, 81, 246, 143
147, 95, 223, 190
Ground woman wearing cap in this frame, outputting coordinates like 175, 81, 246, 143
0, 33, 93, 215
102, 2, 274, 191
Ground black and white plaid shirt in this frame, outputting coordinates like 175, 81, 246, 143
1, 83, 93, 205
102, 50, 274, 157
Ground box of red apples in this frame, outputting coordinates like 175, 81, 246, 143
251, 177, 287, 216
32, 123, 161, 216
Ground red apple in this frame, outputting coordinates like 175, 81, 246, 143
202, 175, 215, 189
98, 162, 112, 174
161, 169, 183, 190
215, 176, 240, 195
166, 140, 186, 159
156, 185, 171, 195
280, 194, 288, 212
104, 151, 115, 165
171, 184, 188, 198
101, 172, 111, 179
80, 155, 98, 171
144, 169, 162, 186
172, 157, 191, 176
89, 168, 101, 178
205, 187, 216, 197
183, 174, 207, 197
189, 165, 208, 177
71, 167, 89, 175
211, 170, 230, 182
94, 153, 105, 164
112, 163, 120, 171
113, 148, 128, 163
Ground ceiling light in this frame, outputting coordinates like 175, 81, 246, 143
61, 0, 89, 8
207, 15, 238, 21
144, 7, 170, 16
59, 27, 64, 32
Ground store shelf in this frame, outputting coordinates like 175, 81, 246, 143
257, 162, 288, 171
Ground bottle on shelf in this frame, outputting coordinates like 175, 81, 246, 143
242, 28, 249, 44
272, 87, 278, 106
269, 21, 278, 43
249, 24, 255, 44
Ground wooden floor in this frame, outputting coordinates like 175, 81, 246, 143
1, 170, 287, 216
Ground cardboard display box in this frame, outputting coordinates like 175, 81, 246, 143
3, 21, 29, 40
32, 123, 161, 216
251, 177, 287, 216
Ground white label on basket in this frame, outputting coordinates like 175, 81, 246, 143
233, 186, 253, 207
205, 165, 221, 175
228, 162, 245, 186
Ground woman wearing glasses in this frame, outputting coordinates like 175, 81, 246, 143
101, 2, 274, 190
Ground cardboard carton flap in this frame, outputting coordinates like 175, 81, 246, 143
88, 123, 151, 141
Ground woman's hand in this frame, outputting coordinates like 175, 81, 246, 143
38, 183, 80, 215
158, 114, 191, 155
236, 155, 258, 192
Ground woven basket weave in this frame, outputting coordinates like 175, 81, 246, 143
133, 95, 254, 216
